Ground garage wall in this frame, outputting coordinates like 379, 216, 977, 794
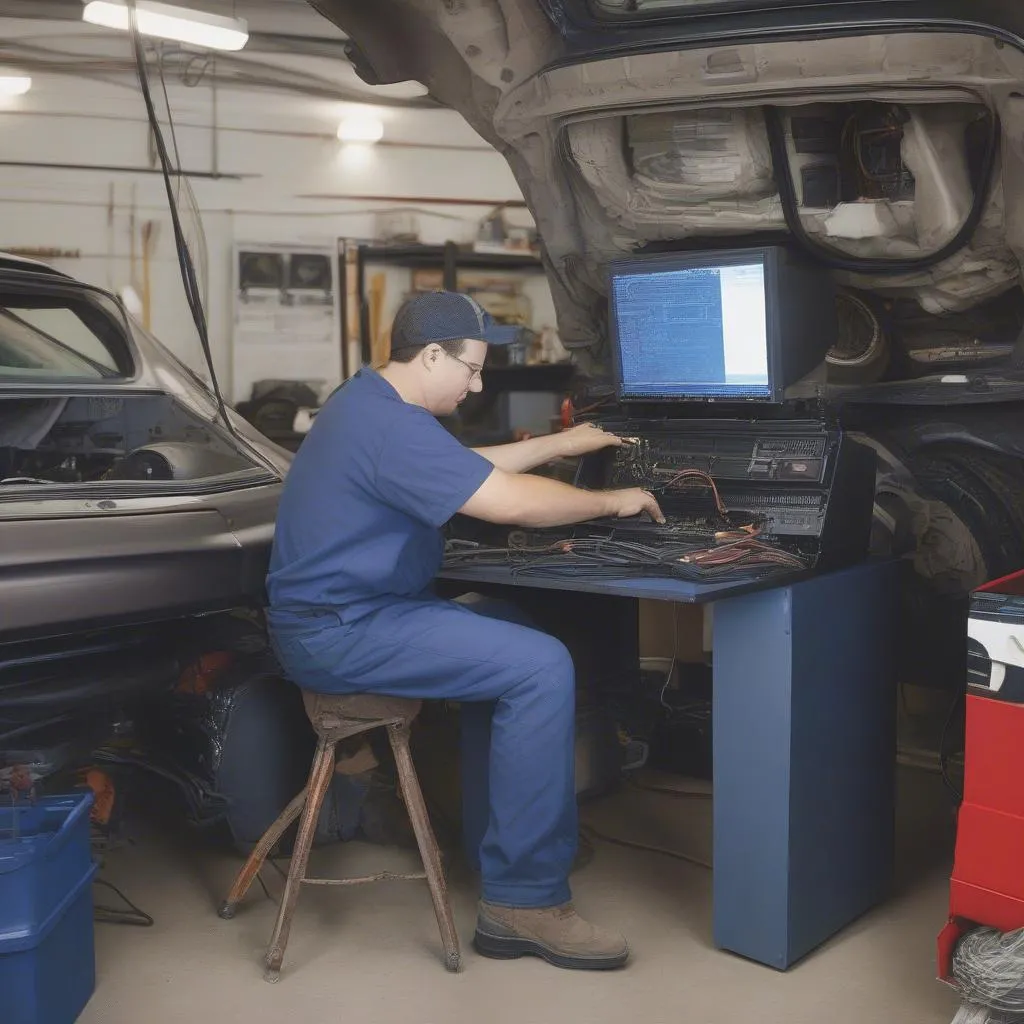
0, 62, 554, 401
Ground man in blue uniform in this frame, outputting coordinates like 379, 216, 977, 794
266, 290, 663, 970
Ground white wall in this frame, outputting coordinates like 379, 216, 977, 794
0, 25, 556, 401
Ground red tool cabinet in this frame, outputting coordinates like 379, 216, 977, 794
939, 567, 1024, 980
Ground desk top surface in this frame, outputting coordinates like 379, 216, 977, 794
437, 564, 815, 603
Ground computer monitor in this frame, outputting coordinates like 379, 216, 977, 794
608, 245, 836, 404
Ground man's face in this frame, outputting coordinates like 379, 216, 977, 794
424, 339, 487, 415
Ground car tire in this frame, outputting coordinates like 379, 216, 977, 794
897, 447, 1024, 690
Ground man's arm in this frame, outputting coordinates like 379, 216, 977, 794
459, 467, 664, 528
471, 433, 564, 474
471, 423, 624, 474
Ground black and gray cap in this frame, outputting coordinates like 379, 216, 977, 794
390, 290, 521, 350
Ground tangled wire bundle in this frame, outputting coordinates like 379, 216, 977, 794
444, 532, 808, 583
953, 927, 1024, 1017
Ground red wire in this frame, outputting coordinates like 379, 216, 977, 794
663, 469, 728, 516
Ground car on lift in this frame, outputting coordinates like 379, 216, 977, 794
317, 0, 1024, 690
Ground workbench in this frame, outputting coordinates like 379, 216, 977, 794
437, 559, 898, 970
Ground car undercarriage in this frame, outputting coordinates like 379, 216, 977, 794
318, 2, 1024, 689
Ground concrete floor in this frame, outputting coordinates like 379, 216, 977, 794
80, 767, 962, 1024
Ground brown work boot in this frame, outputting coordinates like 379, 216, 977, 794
474, 901, 629, 970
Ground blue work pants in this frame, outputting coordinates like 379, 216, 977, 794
267, 595, 577, 908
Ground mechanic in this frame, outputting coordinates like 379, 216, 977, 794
265, 290, 663, 971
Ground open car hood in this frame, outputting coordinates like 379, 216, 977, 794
312, 1, 1024, 376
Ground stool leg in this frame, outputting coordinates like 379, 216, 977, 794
263, 737, 335, 983
388, 722, 461, 973
219, 788, 308, 920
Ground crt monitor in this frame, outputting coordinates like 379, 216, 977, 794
607, 245, 836, 404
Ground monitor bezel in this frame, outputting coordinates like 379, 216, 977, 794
608, 246, 783, 404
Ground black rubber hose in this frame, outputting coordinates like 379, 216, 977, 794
0, 655, 177, 704
763, 105, 1001, 275
0, 714, 75, 744
127, 5, 237, 439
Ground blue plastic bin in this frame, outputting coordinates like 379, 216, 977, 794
0, 792, 98, 1024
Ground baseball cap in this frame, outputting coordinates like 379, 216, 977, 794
390, 290, 521, 351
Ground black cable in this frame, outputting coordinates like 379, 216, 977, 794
626, 777, 712, 799
580, 823, 711, 871
0, 660, 176, 706
763, 105, 1000, 275
255, 871, 276, 903
127, 4, 237, 439
940, 688, 966, 804
0, 714, 75, 743
156, 48, 182, 175
445, 536, 806, 584
92, 749, 231, 825
574, 828, 596, 870
93, 877, 154, 927
156, 43, 208, 297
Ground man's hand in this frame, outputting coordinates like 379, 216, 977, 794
473, 423, 626, 473
605, 488, 666, 524
461, 470, 667, 528
558, 423, 625, 458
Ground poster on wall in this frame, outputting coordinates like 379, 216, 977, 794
231, 243, 340, 404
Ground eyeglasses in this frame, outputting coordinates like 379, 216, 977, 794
446, 352, 484, 383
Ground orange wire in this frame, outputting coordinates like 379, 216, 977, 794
663, 469, 728, 516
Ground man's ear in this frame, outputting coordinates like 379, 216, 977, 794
422, 344, 440, 370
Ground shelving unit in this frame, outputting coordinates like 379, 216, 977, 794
339, 239, 545, 376
359, 243, 543, 276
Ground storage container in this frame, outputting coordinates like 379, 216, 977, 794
0, 792, 97, 1024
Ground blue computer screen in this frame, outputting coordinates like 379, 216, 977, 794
611, 260, 771, 399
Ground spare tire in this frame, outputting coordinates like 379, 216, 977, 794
898, 447, 1024, 689
909, 449, 1024, 583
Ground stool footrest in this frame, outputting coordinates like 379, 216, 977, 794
300, 871, 428, 886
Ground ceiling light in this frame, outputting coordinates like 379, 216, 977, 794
0, 76, 31, 96
82, 1, 249, 52
337, 113, 384, 144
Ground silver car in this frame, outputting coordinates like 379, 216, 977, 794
0, 254, 288, 642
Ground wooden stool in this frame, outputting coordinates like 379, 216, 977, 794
218, 691, 460, 980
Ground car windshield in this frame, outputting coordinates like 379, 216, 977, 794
0, 293, 127, 380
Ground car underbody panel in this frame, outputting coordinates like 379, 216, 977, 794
320, 5, 1024, 370
0, 496, 276, 640
315, 1, 1024, 689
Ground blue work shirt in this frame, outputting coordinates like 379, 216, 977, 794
266, 368, 493, 622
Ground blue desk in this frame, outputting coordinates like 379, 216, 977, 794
438, 560, 898, 970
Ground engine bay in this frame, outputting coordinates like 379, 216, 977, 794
0, 394, 259, 488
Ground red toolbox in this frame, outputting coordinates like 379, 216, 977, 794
939, 567, 1024, 980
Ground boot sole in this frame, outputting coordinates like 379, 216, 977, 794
473, 928, 629, 970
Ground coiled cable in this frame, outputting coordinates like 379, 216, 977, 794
953, 927, 1024, 1014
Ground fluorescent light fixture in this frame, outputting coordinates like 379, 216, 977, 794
82, 1, 249, 52
337, 113, 384, 144
0, 76, 31, 96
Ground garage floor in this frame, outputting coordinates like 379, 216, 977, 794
79, 766, 962, 1024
